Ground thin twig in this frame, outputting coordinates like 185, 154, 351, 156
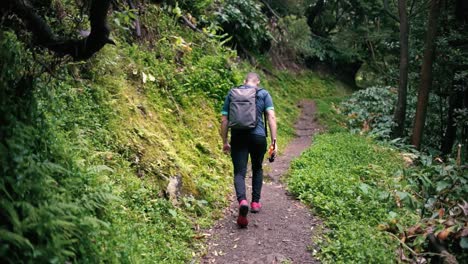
180, 15, 203, 33
260, 0, 281, 20
385, 231, 419, 257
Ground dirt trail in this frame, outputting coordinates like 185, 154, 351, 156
202, 100, 322, 264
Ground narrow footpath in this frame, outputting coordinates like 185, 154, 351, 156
202, 100, 322, 264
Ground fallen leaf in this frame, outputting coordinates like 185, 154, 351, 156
438, 208, 445, 218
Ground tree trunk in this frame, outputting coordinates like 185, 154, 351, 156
392, 0, 409, 138
410, 0, 442, 149
464, 88, 468, 162
440, 79, 464, 156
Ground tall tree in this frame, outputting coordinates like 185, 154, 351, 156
392, 0, 410, 138
440, 0, 468, 155
411, 0, 442, 149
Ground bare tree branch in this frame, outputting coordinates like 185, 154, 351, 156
180, 15, 203, 33
127, 0, 141, 37
260, 0, 281, 20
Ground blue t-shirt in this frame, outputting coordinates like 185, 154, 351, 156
221, 85, 274, 137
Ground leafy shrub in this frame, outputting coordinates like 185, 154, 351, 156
340, 86, 397, 139
0, 31, 114, 263
288, 133, 408, 263
399, 155, 468, 260
215, 0, 271, 53
272, 15, 314, 61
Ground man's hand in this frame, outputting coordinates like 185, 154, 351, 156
223, 143, 231, 154
269, 140, 277, 157
272, 140, 278, 156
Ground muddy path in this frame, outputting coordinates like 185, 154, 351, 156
201, 100, 322, 264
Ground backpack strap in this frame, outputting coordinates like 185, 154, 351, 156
256, 88, 268, 138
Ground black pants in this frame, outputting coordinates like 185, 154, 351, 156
231, 134, 267, 203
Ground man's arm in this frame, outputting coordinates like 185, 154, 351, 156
221, 115, 229, 144
220, 92, 231, 153
220, 115, 230, 153
266, 110, 277, 143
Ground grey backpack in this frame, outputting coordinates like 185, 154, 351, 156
228, 86, 267, 134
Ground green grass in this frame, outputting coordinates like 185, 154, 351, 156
265, 71, 350, 146
315, 96, 348, 133
288, 133, 413, 263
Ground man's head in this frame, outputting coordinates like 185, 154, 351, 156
244, 72, 260, 87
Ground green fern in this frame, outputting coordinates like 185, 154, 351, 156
0, 229, 34, 251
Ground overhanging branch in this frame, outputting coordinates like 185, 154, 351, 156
4, 0, 115, 61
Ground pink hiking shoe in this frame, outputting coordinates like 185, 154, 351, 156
251, 202, 261, 213
237, 200, 249, 228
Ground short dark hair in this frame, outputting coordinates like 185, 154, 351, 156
245, 72, 260, 82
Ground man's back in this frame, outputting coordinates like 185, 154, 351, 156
221, 85, 274, 137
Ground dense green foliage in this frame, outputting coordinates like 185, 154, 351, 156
401, 155, 468, 258
288, 133, 409, 263
166, 0, 467, 159
216, 0, 272, 53
340, 86, 397, 139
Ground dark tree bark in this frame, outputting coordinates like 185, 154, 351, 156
441, 0, 468, 156
392, 0, 410, 138
441, 79, 464, 155
411, 0, 442, 149
2, 0, 114, 61
305, 0, 325, 35
455, 0, 468, 24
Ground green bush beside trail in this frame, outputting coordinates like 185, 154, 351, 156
288, 133, 414, 263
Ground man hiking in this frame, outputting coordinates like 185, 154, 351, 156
220, 72, 277, 228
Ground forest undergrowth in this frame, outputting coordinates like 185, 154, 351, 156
289, 87, 467, 263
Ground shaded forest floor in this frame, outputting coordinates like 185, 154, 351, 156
202, 100, 322, 264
